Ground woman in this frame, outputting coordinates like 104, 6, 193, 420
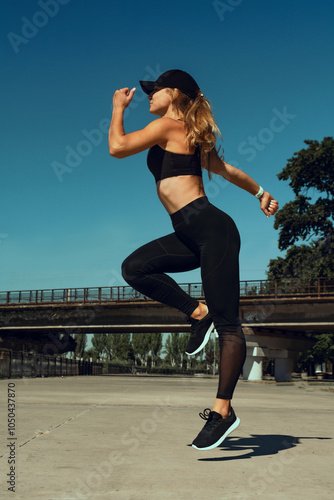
109, 69, 279, 451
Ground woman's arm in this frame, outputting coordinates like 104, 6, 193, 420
207, 150, 279, 217
109, 87, 174, 158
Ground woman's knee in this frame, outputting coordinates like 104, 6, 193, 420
121, 254, 139, 284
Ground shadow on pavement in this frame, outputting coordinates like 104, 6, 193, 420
191, 434, 331, 461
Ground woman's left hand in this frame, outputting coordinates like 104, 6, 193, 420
113, 87, 136, 110
260, 191, 279, 218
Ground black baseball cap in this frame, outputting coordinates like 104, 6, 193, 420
139, 69, 200, 99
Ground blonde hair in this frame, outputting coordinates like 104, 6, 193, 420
168, 88, 223, 178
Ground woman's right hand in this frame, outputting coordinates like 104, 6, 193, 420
113, 87, 136, 110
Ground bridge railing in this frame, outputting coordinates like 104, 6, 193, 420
240, 277, 334, 298
0, 283, 205, 305
0, 278, 333, 305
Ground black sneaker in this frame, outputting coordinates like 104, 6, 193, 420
192, 407, 240, 450
185, 312, 215, 356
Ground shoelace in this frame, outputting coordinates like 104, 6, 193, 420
198, 408, 222, 431
199, 408, 212, 420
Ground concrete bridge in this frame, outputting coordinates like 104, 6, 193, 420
1, 278, 333, 381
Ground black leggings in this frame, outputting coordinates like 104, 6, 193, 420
122, 196, 246, 399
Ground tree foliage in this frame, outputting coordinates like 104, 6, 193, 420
132, 333, 151, 366
148, 333, 163, 367
274, 137, 333, 249
268, 137, 334, 280
268, 138, 334, 371
91, 333, 108, 360
297, 332, 334, 374
84, 347, 97, 361
267, 238, 334, 280
132, 333, 162, 367
163, 332, 199, 368
204, 337, 219, 375
74, 333, 87, 358
107, 333, 133, 362
163, 333, 181, 367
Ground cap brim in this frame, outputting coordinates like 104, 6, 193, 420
139, 80, 156, 95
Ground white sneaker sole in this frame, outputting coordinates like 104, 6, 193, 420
192, 417, 240, 451
185, 321, 215, 356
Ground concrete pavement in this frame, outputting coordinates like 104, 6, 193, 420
0, 375, 333, 500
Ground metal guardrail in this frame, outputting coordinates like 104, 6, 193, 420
0, 278, 333, 306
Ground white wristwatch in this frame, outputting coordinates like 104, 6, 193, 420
255, 186, 264, 199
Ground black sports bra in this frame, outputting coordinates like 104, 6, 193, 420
147, 144, 202, 183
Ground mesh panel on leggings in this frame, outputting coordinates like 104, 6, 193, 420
216, 327, 246, 400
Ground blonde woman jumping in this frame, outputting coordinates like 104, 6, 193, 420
109, 69, 279, 450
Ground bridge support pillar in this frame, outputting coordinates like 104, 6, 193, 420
273, 352, 294, 382
242, 346, 265, 381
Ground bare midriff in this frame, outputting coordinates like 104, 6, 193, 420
156, 175, 206, 214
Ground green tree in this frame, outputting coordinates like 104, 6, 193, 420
178, 332, 190, 369
84, 347, 97, 361
148, 333, 163, 367
268, 138, 334, 373
132, 333, 151, 367
106, 333, 133, 362
91, 333, 107, 360
74, 333, 87, 359
163, 333, 182, 367
267, 239, 334, 281
205, 337, 219, 375
297, 333, 334, 376
267, 137, 334, 280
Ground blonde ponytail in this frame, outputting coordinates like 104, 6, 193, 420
170, 89, 223, 178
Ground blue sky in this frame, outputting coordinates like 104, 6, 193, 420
1, 0, 333, 293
